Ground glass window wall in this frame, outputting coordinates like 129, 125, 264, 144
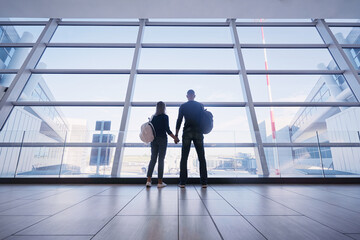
1, 18, 360, 179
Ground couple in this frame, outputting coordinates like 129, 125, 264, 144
146, 89, 208, 189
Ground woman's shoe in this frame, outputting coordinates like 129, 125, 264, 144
146, 181, 152, 187
157, 182, 167, 188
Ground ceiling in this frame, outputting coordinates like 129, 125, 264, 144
0, 0, 359, 19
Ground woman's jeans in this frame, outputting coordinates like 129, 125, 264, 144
147, 136, 167, 179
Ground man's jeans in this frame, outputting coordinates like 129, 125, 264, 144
179, 130, 208, 185
147, 136, 167, 179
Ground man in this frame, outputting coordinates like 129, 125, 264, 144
175, 89, 208, 188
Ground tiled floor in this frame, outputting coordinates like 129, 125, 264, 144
0, 184, 360, 240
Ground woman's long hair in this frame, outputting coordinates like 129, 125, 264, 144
155, 101, 166, 116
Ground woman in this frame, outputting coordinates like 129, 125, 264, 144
146, 101, 179, 188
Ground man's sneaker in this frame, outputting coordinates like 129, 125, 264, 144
146, 181, 152, 187
202, 184, 208, 188
157, 182, 167, 188
179, 184, 185, 188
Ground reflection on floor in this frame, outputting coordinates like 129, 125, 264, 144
0, 184, 360, 240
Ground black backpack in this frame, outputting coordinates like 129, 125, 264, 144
200, 109, 213, 134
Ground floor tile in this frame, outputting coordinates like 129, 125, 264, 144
0, 215, 46, 239
203, 199, 239, 216
17, 196, 131, 235
7, 236, 92, 240
118, 189, 177, 215
93, 216, 177, 240
213, 216, 265, 240
180, 216, 222, 240
346, 234, 360, 240
246, 216, 351, 240
179, 199, 208, 215
0, 186, 110, 216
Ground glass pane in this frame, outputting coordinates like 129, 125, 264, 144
256, 107, 360, 144
126, 107, 252, 143
264, 147, 324, 177
242, 49, 338, 70
0, 25, 44, 43
0, 130, 25, 143
15, 147, 63, 177
143, 27, 232, 43
133, 75, 244, 102
330, 27, 360, 44
324, 147, 360, 177
249, 75, 357, 102
0, 147, 21, 177
121, 147, 257, 178
0, 74, 16, 87
0, 47, 31, 69
126, 107, 178, 143
237, 27, 324, 44
139, 48, 237, 70
36, 48, 134, 69
61, 147, 115, 177
343, 48, 360, 70
204, 107, 253, 143
51, 26, 139, 43
19, 74, 129, 101
3, 107, 123, 142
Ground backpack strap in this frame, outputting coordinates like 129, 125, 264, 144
148, 117, 156, 138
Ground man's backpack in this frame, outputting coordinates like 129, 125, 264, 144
139, 119, 156, 143
201, 109, 213, 134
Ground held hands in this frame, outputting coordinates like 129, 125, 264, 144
174, 135, 180, 144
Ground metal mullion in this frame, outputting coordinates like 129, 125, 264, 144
235, 22, 316, 27
58, 21, 140, 26
0, 143, 118, 148
30, 69, 131, 74
0, 21, 48, 25
253, 102, 360, 107
0, 43, 35, 47
124, 143, 256, 148
13, 101, 126, 107
341, 44, 360, 48
146, 22, 229, 27
141, 43, 234, 48
316, 19, 360, 101
263, 143, 360, 148
230, 19, 269, 176
46, 43, 136, 48
327, 23, 360, 27
246, 70, 344, 75
111, 19, 146, 177
137, 69, 239, 75
240, 44, 328, 48
1, 142, 358, 148
131, 102, 247, 107
0, 18, 60, 131
0, 69, 18, 74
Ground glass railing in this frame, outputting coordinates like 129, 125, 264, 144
0, 130, 359, 178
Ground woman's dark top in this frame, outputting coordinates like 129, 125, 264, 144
151, 114, 173, 138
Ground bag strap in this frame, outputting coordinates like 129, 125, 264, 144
148, 116, 156, 137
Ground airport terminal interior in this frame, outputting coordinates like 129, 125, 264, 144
0, 0, 360, 239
